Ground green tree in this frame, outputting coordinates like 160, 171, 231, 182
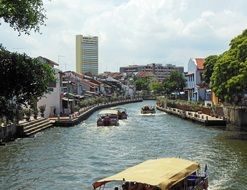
0, 0, 46, 34
134, 77, 150, 91
149, 81, 163, 94
0, 46, 55, 122
211, 29, 247, 104
163, 71, 186, 95
163, 80, 173, 95
203, 55, 218, 84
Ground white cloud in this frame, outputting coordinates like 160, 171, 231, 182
1, 0, 247, 72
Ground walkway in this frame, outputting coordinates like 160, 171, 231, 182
156, 105, 226, 126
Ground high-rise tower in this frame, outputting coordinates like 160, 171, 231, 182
76, 35, 98, 75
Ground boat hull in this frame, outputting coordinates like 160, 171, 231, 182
97, 118, 119, 126
118, 112, 128, 119
141, 105, 156, 114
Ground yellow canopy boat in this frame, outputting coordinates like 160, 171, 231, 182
92, 158, 208, 190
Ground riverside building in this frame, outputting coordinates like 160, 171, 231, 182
76, 35, 98, 75
120, 63, 184, 81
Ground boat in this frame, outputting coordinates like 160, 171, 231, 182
141, 105, 156, 114
111, 107, 128, 120
97, 109, 119, 126
92, 157, 208, 190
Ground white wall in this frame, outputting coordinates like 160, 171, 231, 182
186, 58, 206, 101
37, 69, 62, 118
187, 58, 197, 90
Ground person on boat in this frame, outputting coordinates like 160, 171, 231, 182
124, 182, 144, 190
123, 182, 137, 190
122, 182, 129, 190
117, 110, 121, 118
128, 182, 146, 190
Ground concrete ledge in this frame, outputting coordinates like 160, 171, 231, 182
0, 125, 20, 143
156, 105, 226, 127
53, 98, 143, 127
143, 96, 156, 100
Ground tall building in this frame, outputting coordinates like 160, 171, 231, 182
76, 35, 98, 75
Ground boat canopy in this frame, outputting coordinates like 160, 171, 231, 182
92, 158, 199, 190
98, 109, 119, 115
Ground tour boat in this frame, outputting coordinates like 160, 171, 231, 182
92, 157, 208, 190
111, 107, 128, 120
97, 109, 119, 126
141, 105, 156, 114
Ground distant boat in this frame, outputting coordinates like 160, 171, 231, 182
97, 109, 119, 126
92, 157, 208, 190
141, 105, 156, 114
111, 107, 128, 120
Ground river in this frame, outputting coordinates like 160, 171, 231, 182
0, 100, 247, 190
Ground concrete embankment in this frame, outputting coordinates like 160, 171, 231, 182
143, 96, 156, 100
53, 98, 143, 127
0, 125, 19, 143
0, 99, 143, 143
156, 105, 226, 127
223, 107, 247, 131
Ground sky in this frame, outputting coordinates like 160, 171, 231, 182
1, 0, 247, 73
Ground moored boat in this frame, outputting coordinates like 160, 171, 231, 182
97, 109, 119, 126
92, 157, 208, 190
141, 105, 156, 114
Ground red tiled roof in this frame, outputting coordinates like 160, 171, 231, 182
90, 79, 102, 85
195, 58, 205, 70
85, 80, 99, 87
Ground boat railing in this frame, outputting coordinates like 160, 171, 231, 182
186, 174, 208, 190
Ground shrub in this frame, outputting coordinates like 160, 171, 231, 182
39, 105, 46, 117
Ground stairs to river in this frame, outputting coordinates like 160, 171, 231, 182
19, 118, 54, 137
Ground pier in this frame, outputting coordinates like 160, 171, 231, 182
156, 105, 226, 126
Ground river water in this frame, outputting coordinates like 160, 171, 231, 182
0, 100, 247, 190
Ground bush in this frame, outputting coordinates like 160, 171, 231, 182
23, 109, 32, 121
39, 105, 46, 117
33, 108, 38, 119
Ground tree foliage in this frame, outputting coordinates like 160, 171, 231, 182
149, 81, 163, 94
203, 55, 218, 84
134, 77, 150, 91
163, 71, 186, 95
209, 29, 247, 104
0, 46, 55, 121
0, 0, 46, 34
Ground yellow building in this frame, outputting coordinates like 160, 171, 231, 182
212, 90, 220, 105
76, 35, 98, 75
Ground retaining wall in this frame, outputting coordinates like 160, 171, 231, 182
0, 125, 20, 143
224, 107, 247, 131
156, 105, 226, 127
54, 99, 143, 127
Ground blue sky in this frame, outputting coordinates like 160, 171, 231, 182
1, 0, 247, 72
